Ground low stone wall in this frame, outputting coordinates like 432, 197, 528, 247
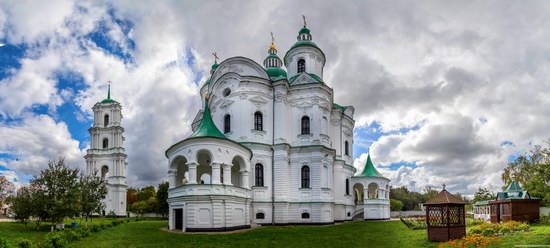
390, 211, 425, 218
128, 212, 165, 218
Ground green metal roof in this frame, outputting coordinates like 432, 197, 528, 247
266, 67, 287, 79
356, 154, 383, 177
211, 62, 219, 70
332, 103, 348, 111
101, 83, 114, 103
189, 98, 227, 139
299, 27, 310, 34
289, 40, 318, 51
473, 200, 490, 206
505, 181, 522, 192
266, 53, 280, 60
204, 77, 211, 86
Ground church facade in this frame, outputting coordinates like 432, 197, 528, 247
166, 20, 390, 231
84, 86, 128, 216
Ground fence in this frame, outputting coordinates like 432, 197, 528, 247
390, 211, 425, 218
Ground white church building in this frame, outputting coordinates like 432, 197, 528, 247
166, 20, 390, 231
84, 85, 128, 216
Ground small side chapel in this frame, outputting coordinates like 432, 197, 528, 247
166, 18, 390, 232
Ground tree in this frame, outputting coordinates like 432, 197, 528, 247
7, 187, 33, 226
0, 175, 15, 209
473, 187, 495, 203
138, 186, 156, 201
390, 199, 404, 211
127, 188, 139, 210
156, 182, 169, 217
501, 141, 550, 206
32, 158, 81, 228
80, 170, 108, 221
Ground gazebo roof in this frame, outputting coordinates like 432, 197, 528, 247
424, 189, 466, 205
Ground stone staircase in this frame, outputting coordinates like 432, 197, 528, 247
352, 207, 364, 221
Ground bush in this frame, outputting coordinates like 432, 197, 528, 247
516, 223, 530, 231
15, 238, 34, 248
111, 220, 119, 226
481, 227, 496, 236
466, 219, 486, 226
76, 226, 90, 237
43, 232, 68, 248
65, 230, 81, 242
99, 223, 106, 229
90, 225, 101, 232
499, 226, 511, 234
469, 226, 483, 235
0, 237, 13, 248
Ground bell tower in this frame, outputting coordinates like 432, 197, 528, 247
84, 82, 127, 216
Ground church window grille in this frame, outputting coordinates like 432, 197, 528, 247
254, 112, 263, 131
224, 114, 231, 133
223, 88, 231, 97
297, 59, 306, 73
301, 166, 310, 188
345, 141, 349, 156
255, 163, 264, 187
104, 114, 109, 127
301, 116, 310, 135
102, 138, 108, 149
301, 212, 310, 219
256, 212, 265, 219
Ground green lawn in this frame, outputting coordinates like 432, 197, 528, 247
1, 219, 549, 247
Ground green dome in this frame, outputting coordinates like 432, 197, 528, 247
289, 40, 318, 50
211, 62, 219, 70
101, 98, 114, 103
355, 154, 383, 178
266, 67, 287, 78
190, 98, 227, 139
299, 27, 310, 34
204, 77, 211, 86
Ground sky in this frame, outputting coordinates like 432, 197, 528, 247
1, 0, 550, 195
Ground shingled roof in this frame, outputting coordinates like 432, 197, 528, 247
424, 189, 466, 205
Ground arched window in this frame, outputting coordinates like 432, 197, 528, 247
345, 141, 349, 156
102, 138, 108, 149
345, 178, 350, 195
323, 165, 329, 188
321, 117, 328, 134
254, 112, 263, 131
301, 166, 310, 188
256, 212, 265, 219
104, 114, 109, 127
255, 163, 264, 187
301, 116, 310, 135
297, 59, 306, 73
301, 212, 310, 219
101, 165, 109, 179
224, 114, 231, 134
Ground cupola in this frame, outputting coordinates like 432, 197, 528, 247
263, 32, 287, 80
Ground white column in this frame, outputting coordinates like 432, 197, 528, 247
241, 171, 250, 189
187, 162, 198, 184
222, 164, 232, 185
168, 170, 177, 188
211, 163, 221, 184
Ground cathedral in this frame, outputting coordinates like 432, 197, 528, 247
85, 85, 128, 216
166, 19, 391, 232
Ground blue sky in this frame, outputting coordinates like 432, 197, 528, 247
1, 1, 550, 194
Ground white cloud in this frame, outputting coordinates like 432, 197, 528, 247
0, 114, 83, 177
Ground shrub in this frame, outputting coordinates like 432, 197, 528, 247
468, 226, 482, 235
76, 226, 90, 237
439, 234, 499, 248
65, 230, 81, 242
499, 226, 511, 234
482, 227, 496, 236
466, 219, 486, 226
99, 223, 106, 229
15, 238, 34, 248
0, 237, 13, 248
90, 225, 101, 232
43, 232, 68, 248
516, 223, 530, 231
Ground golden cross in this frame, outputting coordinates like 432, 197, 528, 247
270, 32, 275, 44
212, 52, 219, 63
302, 15, 307, 27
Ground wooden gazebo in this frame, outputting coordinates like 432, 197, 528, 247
490, 181, 540, 223
425, 185, 466, 242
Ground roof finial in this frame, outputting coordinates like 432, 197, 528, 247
269, 32, 277, 51
302, 15, 307, 27
107, 80, 111, 99
442, 183, 446, 190
212, 52, 219, 64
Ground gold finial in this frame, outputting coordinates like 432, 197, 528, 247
302, 15, 307, 27
204, 92, 209, 100
270, 32, 276, 50
212, 52, 219, 63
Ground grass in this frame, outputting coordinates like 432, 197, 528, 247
1, 219, 548, 247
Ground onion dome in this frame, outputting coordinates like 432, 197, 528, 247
263, 32, 287, 80
190, 93, 227, 139
205, 53, 220, 86
101, 81, 114, 103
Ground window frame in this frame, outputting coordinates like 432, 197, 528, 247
301, 116, 310, 135
297, 59, 306, 73
224, 114, 231, 134
254, 112, 263, 131
301, 166, 310, 188
255, 163, 264, 187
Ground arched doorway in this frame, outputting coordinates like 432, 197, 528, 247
196, 150, 212, 184
353, 183, 364, 205
231, 156, 246, 187
171, 156, 188, 187
368, 183, 379, 199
